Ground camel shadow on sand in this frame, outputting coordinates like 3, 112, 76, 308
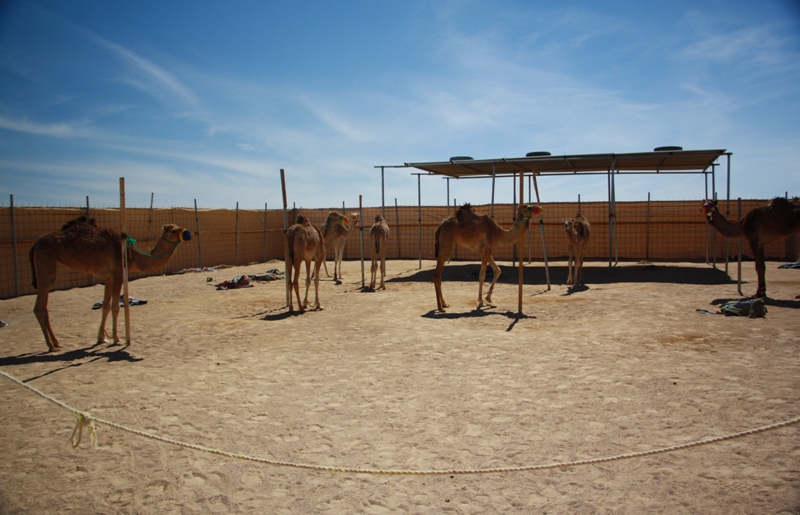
710, 297, 800, 310
391, 262, 737, 287
422, 308, 535, 332
0, 343, 142, 382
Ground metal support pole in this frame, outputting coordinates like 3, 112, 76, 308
380, 166, 386, 219
417, 174, 422, 269
263, 202, 268, 263
532, 173, 550, 290
645, 192, 651, 262
194, 199, 203, 269
234, 201, 240, 266
491, 162, 496, 217
737, 198, 743, 296
280, 169, 290, 306
10, 195, 19, 298
517, 172, 525, 315
394, 198, 400, 259
359, 195, 365, 287
147, 192, 154, 248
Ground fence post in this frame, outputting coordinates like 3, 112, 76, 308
646, 192, 651, 262
394, 198, 400, 259
263, 202, 268, 263
194, 199, 203, 269
10, 195, 19, 298
417, 175, 422, 269
234, 201, 240, 266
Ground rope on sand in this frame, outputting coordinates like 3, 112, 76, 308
2, 368, 798, 475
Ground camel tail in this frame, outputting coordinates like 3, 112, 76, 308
434, 226, 441, 258
29, 245, 38, 288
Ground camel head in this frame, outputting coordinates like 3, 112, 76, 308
350, 212, 359, 226
374, 214, 385, 223
700, 200, 718, 219
518, 204, 543, 219
162, 224, 192, 243
563, 218, 573, 232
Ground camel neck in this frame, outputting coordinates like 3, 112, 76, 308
707, 210, 743, 238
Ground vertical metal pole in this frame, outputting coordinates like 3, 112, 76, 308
147, 192, 154, 249
359, 195, 365, 288
532, 173, 550, 290
737, 198, 743, 296
646, 192, 651, 262
612, 168, 618, 265
86, 195, 90, 217
234, 201, 240, 266
512, 173, 516, 268
194, 199, 203, 269
381, 167, 386, 219
712, 191, 718, 269
517, 172, 525, 315
10, 195, 19, 298
704, 171, 709, 264
264, 202, 274, 263
607, 169, 613, 271
394, 198, 401, 259
446, 178, 450, 216
417, 175, 422, 269
453, 197, 458, 260
119, 178, 131, 345
491, 162, 496, 217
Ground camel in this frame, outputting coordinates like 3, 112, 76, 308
563, 213, 591, 286
701, 197, 800, 297
433, 203, 541, 312
321, 211, 359, 281
29, 216, 191, 352
285, 215, 325, 313
369, 215, 390, 290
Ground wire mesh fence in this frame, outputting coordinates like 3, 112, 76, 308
2, 198, 797, 299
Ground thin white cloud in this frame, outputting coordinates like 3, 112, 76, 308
0, 115, 74, 136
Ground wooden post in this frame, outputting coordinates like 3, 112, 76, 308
263, 203, 268, 263
119, 178, 131, 345
395, 198, 400, 259
234, 201, 240, 266
518, 172, 525, 315
10, 195, 19, 298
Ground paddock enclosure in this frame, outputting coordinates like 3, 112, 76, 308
1, 256, 799, 513
2, 199, 799, 300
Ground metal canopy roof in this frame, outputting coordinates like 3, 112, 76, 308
401, 149, 727, 178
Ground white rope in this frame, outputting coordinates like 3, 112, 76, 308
2, 368, 797, 475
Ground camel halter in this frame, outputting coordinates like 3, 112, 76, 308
125, 229, 191, 259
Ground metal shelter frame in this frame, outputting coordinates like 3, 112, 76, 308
376, 148, 732, 294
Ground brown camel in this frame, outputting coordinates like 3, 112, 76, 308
701, 197, 800, 297
29, 216, 191, 352
285, 214, 325, 313
563, 213, 591, 286
321, 211, 359, 281
369, 214, 390, 290
433, 203, 541, 312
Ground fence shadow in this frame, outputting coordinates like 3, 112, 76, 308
390, 262, 737, 287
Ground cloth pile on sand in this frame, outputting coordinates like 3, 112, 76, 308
92, 296, 147, 310
696, 298, 767, 318
778, 262, 800, 269
215, 269, 284, 290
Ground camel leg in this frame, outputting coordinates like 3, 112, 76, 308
290, 260, 304, 313
108, 277, 124, 344
31, 255, 61, 352
567, 247, 575, 286
483, 255, 502, 304
576, 247, 584, 286
313, 258, 323, 310
751, 242, 767, 298
334, 243, 343, 281
33, 287, 60, 352
379, 252, 386, 290
97, 281, 114, 344
302, 259, 313, 309
370, 258, 377, 290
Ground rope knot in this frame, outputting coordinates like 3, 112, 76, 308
71, 412, 97, 449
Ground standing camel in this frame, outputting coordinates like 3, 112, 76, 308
369, 214, 390, 290
29, 216, 191, 352
701, 197, 800, 298
285, 215, 325, 313
433, 203, 541, 312
564, 213, 591, 286
321, 211, 359, 281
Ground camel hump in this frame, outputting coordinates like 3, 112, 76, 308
374, 214, 385, 223
61, 216, 98, 231
769, 197, 797, 210
296, 215, 309, 224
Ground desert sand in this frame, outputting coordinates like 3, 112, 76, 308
1, 258, 799, 514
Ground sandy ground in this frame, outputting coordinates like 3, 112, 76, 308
1, 257, 799, 514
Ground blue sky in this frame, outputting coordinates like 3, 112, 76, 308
1, 0, 799, 210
